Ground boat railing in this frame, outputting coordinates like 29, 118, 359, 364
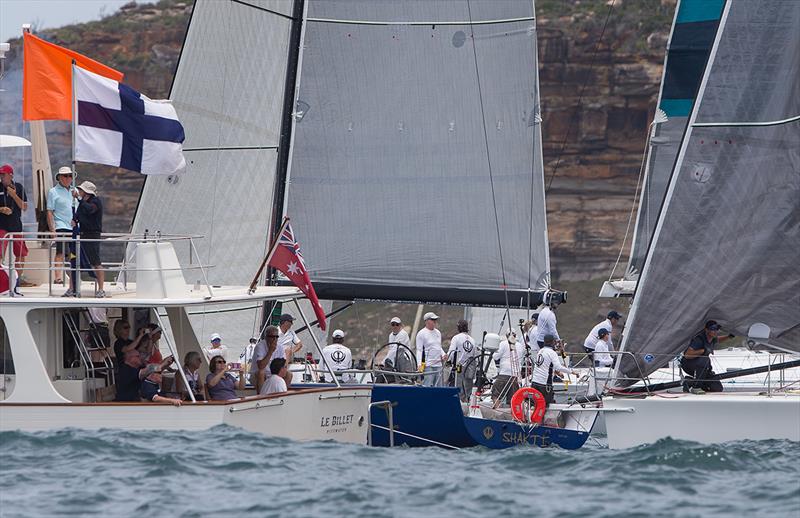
1, 231, 215, 298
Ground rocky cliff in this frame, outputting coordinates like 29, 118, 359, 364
0, 0, 676, 281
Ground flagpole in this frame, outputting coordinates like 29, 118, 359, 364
71, 60, 76, 176
248, 217, 290, 294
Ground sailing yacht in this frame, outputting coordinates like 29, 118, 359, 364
602, 0, 800, 449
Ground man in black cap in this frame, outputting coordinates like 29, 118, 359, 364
680, 320, 733, 394
271, 313, 303, 385
531, 334, 576, 406
583, 310, 623, 356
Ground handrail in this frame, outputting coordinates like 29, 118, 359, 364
368, 400, 394, 447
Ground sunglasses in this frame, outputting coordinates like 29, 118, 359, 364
391, 323, 401, 326
61, 174, 73, 178
213, 360, 226, 365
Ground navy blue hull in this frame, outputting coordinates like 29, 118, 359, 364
369, 385, 477, 448
463, 416, 591, 450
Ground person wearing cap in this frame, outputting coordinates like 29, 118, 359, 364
583, 310, 623, 356
321, 329, 354, 383
385, 317, 410, 368
274, 313, 304, 363
593, 328, 614, 368
416, 312, 447, 387
204, 332, 229, 363
0, 164, 34, 289
534, 300, 561, 349
523, 313, 540, 355
531, 334, 577, 406
447, 319, 478, 400
70, 180, 104, 297
46, 166, 78, 284
680, 320, 732, 394
249, 326, 279, 393
491, 330, 527, 405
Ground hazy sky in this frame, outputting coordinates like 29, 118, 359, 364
1, 0, 131, 43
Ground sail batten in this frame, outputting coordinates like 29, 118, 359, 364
285, 0, 550, 306
617, 0, 800, 381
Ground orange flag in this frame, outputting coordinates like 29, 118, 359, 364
22, 33, 124, 121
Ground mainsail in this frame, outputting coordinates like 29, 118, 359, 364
285, 0, 550, 307
131, 0, 293, 345
616, 0, 800, 382
624, 0, 724, 279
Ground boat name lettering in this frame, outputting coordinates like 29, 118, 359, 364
320, 414, 354, 427
501, 431, 549, 446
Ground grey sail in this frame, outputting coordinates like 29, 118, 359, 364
285, 0, 550, 307
616, 0, 800, 382
625, 0, 724, 279
131, 0, 293, 347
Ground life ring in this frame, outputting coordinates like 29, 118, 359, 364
510, 387, 546, 424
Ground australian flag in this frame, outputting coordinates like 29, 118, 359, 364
73, 66, 186, 175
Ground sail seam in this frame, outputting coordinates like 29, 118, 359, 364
692, 114, 800, 127
183, 146, 278, 152
231, 0, 297, 21
304, 16, 535, 26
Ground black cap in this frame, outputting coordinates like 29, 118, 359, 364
597, 328, 610, 338
607, 311, 623, 320
279, 314, 295, 323
705, 320, 721, 331
543, 334, 555, 345
532, 312, 539, 321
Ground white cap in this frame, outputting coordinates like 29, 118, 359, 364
332, 329, 345, 338
55, 166, 72, 178
423, 312, 439, 321
210, 332, 222, 342
78, 180, 97, 195
389, 317, 402, 324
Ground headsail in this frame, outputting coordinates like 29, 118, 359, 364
616, 0, 800, 382
285, 0, 550, 307
131, 0, 294, 344
624, 0, 725, 280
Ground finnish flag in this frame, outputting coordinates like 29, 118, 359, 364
73, 66, 186, 175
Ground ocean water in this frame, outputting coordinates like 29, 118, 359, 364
1, 428, 798, 518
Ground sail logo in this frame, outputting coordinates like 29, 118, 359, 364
331, 350, 346, 364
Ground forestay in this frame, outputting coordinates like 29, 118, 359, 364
625, 0, 724, 279
286, 0, 550, 307
131, 0, 293, 345
617, 0, 800, 382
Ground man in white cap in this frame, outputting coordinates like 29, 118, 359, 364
46, 166, 77, 285
73, 180, 104, 296
204, 332, 229, 362
385, 316, 410, 368
416, 312, 446, 387
321, 329, 354, 383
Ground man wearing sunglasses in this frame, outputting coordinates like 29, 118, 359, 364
46, 166, 78, 284
250, 325, 279, 393
681, 320, 733, 394
385, 317, 409, 368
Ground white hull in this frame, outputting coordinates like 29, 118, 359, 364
0, 387, 372, 444
603, 392, 800, 449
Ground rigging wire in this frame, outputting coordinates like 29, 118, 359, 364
544, 0, 617, 193
465, 0, 511, 331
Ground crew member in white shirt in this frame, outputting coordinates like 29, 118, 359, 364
204, 333, 229, 362
593, 328, 614, 368
525, 313, 540, 355
249, 326, 279, 393
416, 312, 446, 387
260, 358, 289, 395
491, 331, 527, 404
321, 329, 354, 383
272, 314, 303, 385
583, 310, 623, 354
535, 301, 561, 348
385, 316, 410, 368
531, 334, 576, 406
447, 319, 478, 400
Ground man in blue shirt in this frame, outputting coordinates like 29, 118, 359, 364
46, 166, 77, 285
681, 320, 733, 394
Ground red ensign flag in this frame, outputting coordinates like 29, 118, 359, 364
268, 223, 327, 330
23, 32, 124, 121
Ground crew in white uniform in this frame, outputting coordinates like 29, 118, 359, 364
534, 301, 561, 348
593, 328, 614, 368
416, 312, 446, 387
583, 310, 623, 353
272, 314, 303, 385
321, 329, 354, 383
491, 331, 527, 404
531, 334, 576, 406
385, 316, 410, 368
447, 319, 478, 400
525, 313, 540, 355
